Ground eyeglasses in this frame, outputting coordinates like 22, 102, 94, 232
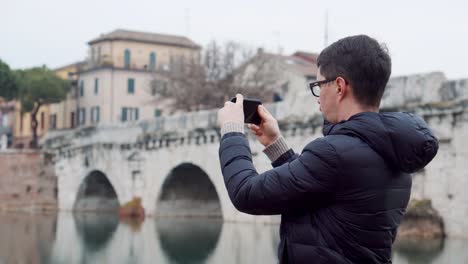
308, 79, 336, 97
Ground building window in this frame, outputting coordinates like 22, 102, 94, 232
1, 114, 8, 127
149, 52, 156, 71
94, 78, 99, 95
91, 47, 95, 63
20, 113, 23, 132
40, 112, 45, 130
97, 46, 102, 63
50, 114, 57, 129
70, 112, 75, 128
273, 92, 283, 102
121, 107, 139, 122
78, 108, 86, 126
124, 49, 131, 69
72, 86, 78, 97
80, 80, 84, 97
154, 109, 162, 117
91, 106, 100, 124
121, 108, 127, 122
128, 78, 135, 94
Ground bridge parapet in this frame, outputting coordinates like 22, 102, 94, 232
41, 73, 468, 154
42, 98, 468, 164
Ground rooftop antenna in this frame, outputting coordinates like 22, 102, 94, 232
184, 8, 191, 37
324, 9, 329, 48
273, 30, 283, 54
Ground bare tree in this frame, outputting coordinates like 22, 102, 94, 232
150, 40, 286, 112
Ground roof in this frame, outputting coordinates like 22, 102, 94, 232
292, 51, 319, 64
236, 51, 317, 78
284, 55, 317, 77
53, 61, 87, 72
88, 29, 201, 49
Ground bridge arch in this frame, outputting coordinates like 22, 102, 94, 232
74, 170, 121, 213
156, 163, 223, 218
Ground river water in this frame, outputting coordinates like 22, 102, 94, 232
0, 213, 466, 264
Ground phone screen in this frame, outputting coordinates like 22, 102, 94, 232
230, 97, 262, 125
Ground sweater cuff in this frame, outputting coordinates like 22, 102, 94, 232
263, 136, 289, 162
220, 122, 244, 137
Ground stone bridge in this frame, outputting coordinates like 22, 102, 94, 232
42, 72, 468, 237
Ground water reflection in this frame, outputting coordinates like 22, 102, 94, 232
393, 238, 468, 264
0, 213, 56, 264
393, 238, 444, 264
0, 212, 467, 264
73, 213, 119, 251
156, 217, 223, 264
271, 224, 281, 258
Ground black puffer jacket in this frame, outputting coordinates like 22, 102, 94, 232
218, 112, 438, 264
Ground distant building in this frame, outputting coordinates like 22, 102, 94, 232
49, 61, 85, 131
233, 49, 318, 110
0, 99, 14, 149
0, 98, 50, 149
281, 52, 321, 120
292, 51, 318, 65
49, 29, 201, 129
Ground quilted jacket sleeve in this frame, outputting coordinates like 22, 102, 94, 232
219, 132, 340, 215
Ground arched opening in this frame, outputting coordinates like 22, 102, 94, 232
73, 171, 120, 213
156, 163, 222, 217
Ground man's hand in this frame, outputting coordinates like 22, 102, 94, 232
218, 94, 245, 127
248, 105, 281, 147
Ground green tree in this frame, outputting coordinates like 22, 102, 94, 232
0, 59, 19, 100
16, 66, 69, 148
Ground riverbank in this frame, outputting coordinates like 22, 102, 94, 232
397, 199, 445, 239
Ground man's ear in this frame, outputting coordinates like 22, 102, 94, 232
336, 77, 347, 100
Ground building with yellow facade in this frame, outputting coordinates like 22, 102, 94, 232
49, 29, 201, 129
49, 61, 86, 130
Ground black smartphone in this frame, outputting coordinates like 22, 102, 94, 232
230, 97, 262, 125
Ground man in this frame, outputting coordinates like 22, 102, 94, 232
217, 35, 439, 263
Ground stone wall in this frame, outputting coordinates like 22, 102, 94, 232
0, 150, 57, 211
381, 72, 446, 109
409, 103, 468, 237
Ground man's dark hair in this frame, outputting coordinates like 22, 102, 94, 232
317, 35, 391, 107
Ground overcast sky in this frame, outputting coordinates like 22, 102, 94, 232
1, 0, 467, 79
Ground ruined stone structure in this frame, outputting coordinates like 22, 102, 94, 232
42, 72, 468, 237
0, 150, 57, 211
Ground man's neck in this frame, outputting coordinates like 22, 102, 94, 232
337, 102, 378, 122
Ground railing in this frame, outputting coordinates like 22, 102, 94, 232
138, 102, 286, 134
